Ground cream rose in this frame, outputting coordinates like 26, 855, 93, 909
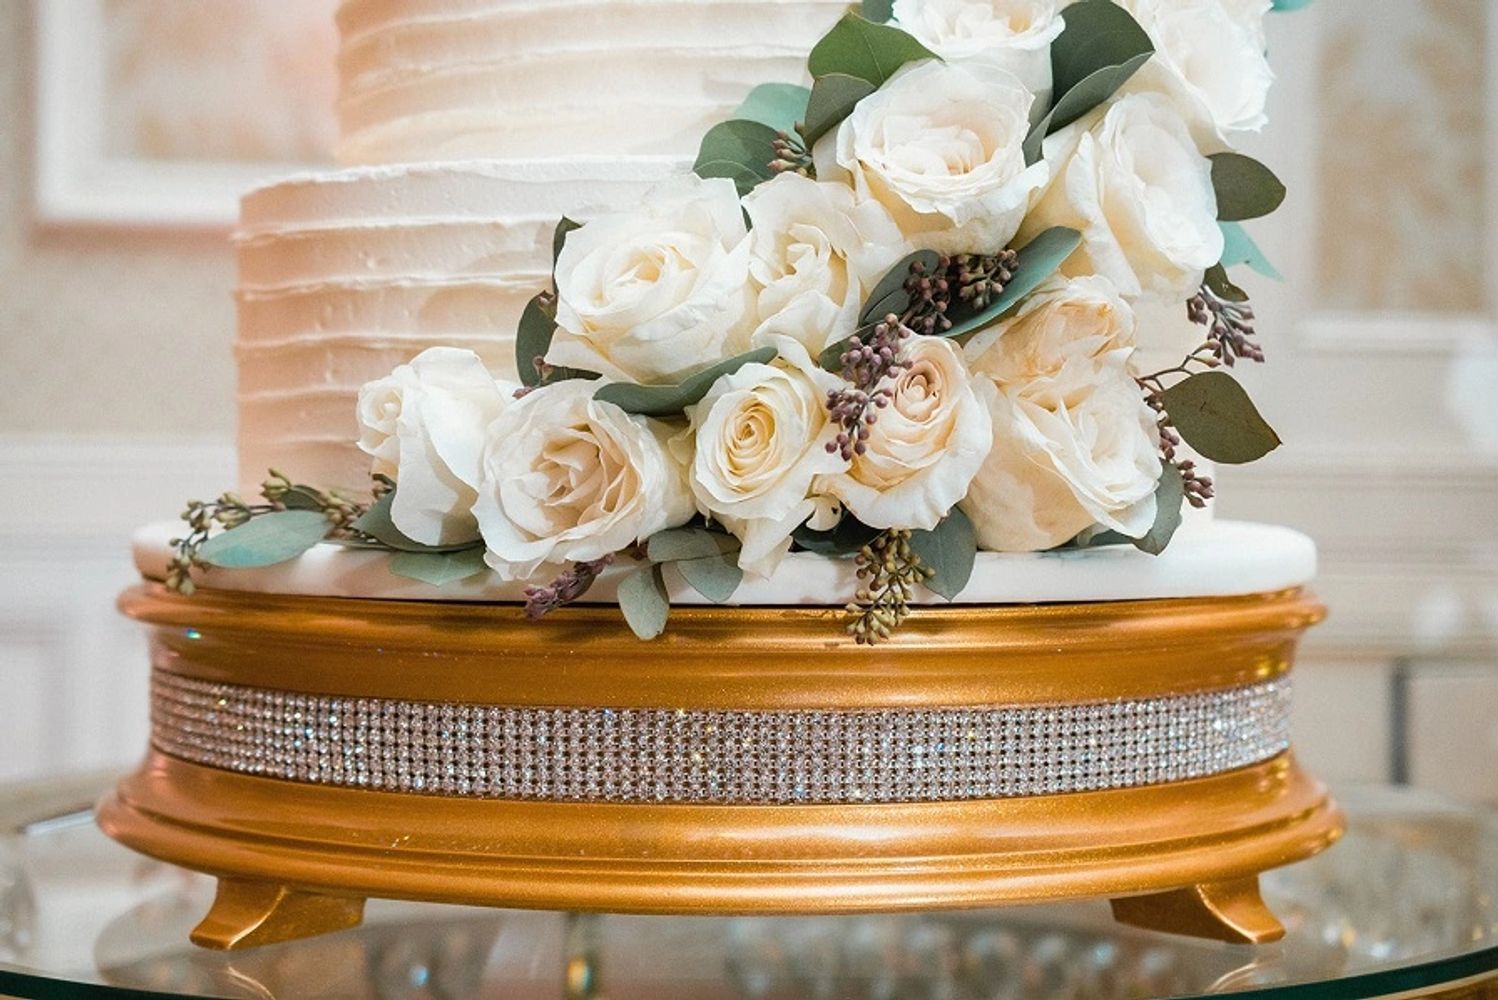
962, 276, 1161, 551
1022, 92, 1223, 302
1116, 0, 1274, 142
356, 347, 514, 546
472, 379, 694, 580
742, 173, 909, 355
547, 175, 752, 385
821, 336, 994, 530
814, 58, 1048, 255
678, 338, 848, 575
891, 0, 1064, 103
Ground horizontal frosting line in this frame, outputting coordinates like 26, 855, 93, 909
235, 275, 543, 300
234, 219, 545, 246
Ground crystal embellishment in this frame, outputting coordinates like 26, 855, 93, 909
149, 670, 1292, 805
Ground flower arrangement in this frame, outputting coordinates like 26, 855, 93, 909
169, 0, 1297, 643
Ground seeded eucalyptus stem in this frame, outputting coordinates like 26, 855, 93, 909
846, 529, 935, 644
164, 470, 370, 595
1138, 345, 1224, 510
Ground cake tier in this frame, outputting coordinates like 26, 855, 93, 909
236, 160, 673, 492
334, 0, 847, 165
134, 519, 1311, 605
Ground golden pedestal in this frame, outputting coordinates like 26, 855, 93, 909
99, 584, 1342, 951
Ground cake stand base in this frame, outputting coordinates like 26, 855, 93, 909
101, 583, 1341, 950
98, 750, 1341, 950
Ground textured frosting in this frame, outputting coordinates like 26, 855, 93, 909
236, 159, 674, 491
135, 520, 1312, 605
335, 0, 848, 164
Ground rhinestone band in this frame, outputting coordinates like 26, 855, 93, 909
150, 671, 1291, 805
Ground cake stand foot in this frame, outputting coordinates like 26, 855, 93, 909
1109, 877, 1285, 944
189, 877, 366, 950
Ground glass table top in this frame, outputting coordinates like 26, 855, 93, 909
0, 776, 1494, 999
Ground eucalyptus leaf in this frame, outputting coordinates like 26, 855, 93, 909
675, 552, 744, 604
1210, 153, 1286, 222
802, 73, 877, 147
858, 249, 942, 326
552, 217, 581, 269
618, 563, 670, 640
197, 510, 330, 568
1023, 51, 1152, 164
1272, 0, 1312, 11
1219, 221, 1282, 280
594, 347, 777, 417
1069, 527, 1134, 549
944, 227, 1082, 340
352, 492, 482, 553
1203, 263, 1248, 303
515, 292, 557, 388
1050, 0, 1155, 98
732, 83, 811, 133
279, 485, 326, 511
1159, 371, 1282, 465
646, 526, 740, 563
861, 0, 894, 21
388, 547, 489, 586
694, 119, 780, 197
791, 515, 880, 556
1132, 464, 1184, 556
908, 507, 977, 601
807, 12, 937, 88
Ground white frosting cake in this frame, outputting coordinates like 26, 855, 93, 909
237, 0, 847, 493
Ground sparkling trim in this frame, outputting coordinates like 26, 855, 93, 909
150, 671, 1292, 805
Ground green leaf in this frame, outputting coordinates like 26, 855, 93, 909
1210, 153, 1287, 222
1203, 263, 1248, 303
1159, 371, 1282, 465
1219, 221, 1282, 280
1272, 0, 1313, 11
618, 563, 670, 640
1050, 0, 1155, 98
801, 73, 877, 147
791, 515, 880, 556
732, 83, 811, 134
807, 12, 937, 88
1069, 527, 1134, 549
278, 485, 326, 511
352, 492, 480, 553
1132, 464, 1184, 556
388, 547, 488, 586
646, 527, 740, 563
1023, 51, 1152, 164
675, 552, 744, 603
594, 347, 777, 417
859, 249, 942, 327
198, 510, 330, 568
862, 0, 894, 21
552, 217, 581, 270
908, 507, 977, 601
945, 227, 1082, 340
515, 292, 557, 388
694, 119, 780, 197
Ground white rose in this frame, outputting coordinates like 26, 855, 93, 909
547, 175, 752, 385
963, 274, 1136, 400
962, 276, 1160, 550
472, 379, 694, 580
891, 0, 1064, 104
814, 59, 1049, 255
679, 338, 848, 575
821, 336, 995, 530
742, 173, 909, 356
1116, 0, 1274, 142
355, 347, 514, 546
1022, 92, 1223, 302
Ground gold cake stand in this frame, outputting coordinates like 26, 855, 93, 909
99, 584, 1341, 951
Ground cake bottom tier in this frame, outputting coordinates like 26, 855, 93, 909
99, 584, 1342, 950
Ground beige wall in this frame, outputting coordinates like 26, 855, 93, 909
0, 2, 235, 437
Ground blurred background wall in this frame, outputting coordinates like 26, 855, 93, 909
0, 0, 1495, 798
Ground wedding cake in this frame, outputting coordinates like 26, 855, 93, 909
102, 0, 1340, 952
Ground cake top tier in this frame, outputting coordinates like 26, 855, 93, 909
334, 0, 848, 165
